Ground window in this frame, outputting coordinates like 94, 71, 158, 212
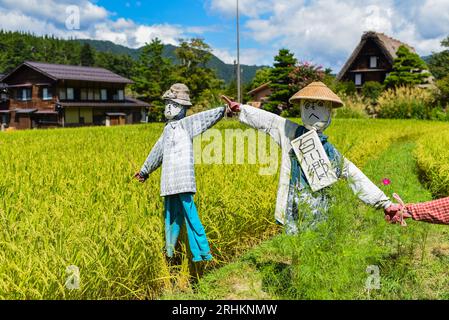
118, 89, 124, 101
59, 88, 66, 100
81, 89, 87, 100
67, 88, 74, 100
355, 73, 362, 86
17, 88, 32, 101
113, 89, 125, 101
370, 56, 378, 68
94, 89, 100, 101
42, 87, 52, 100
101, 89, 107, 101
88, 89, 94, 100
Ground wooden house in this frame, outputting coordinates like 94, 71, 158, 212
337, 31, 416, 88
0, 61, 149, 130
247, 82, 271, 108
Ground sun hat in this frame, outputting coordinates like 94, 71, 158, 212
289, 81, 344, 108
162, 83, 192, 107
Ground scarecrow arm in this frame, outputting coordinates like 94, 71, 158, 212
239, 104, 299, 145
342, 158, 392, 209
139, 135, 164, 178
182, 106, 226, 138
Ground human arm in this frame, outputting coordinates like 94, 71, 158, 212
387, 197, 449, 225
134, 135, 164, 182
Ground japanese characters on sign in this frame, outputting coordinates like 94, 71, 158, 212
291, 130, 338, 192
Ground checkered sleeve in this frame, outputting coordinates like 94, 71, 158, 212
406, 197, 449, 225
139, 135, 163, 178
182, 106, 225, 138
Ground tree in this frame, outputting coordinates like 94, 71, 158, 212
131, 38, 174, 121
250, 67, 272, 90
173, 38, 223, 106
96, 52, 135, 79
428, 35, 449, 80
80, 43, 95, 66
264, 49, 297, 114
384, 45, 429, 88
283, 61, 325, 116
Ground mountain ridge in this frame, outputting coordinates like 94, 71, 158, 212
76, 39, 265, 84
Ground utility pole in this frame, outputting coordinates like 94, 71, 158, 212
236, 0, 241, 103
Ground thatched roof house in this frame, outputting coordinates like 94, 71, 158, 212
337, 31, 416, 87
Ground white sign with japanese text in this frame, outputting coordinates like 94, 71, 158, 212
290, 130, 338, 192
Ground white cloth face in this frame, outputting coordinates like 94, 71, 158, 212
300, 100, 332, 132
164, 100, 185, 120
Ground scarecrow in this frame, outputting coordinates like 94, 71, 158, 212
385, 194, 449, 225
222, 82, 396, 234
135, 83, 226, 262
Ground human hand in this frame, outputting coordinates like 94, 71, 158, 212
133, 172, 147, 183
384, 203, 412, 226
221, 95, 241, 112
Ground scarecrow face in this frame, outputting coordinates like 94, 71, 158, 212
300, 100, 332, 132
164, 100, 185, 120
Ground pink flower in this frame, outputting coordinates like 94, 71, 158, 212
382, 178, 391, 185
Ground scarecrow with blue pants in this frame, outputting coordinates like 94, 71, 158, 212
135, 83, 226, 261
222, 82, 397, 234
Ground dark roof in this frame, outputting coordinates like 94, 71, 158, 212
248, 82, 272, 95
337, 31, 416, 80
106, 112, 127, 116
58, 97, 149, 108
14, 108, 37, 114
3, 61, 133, 84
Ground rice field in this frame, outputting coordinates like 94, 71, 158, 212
0, 118, 448, 299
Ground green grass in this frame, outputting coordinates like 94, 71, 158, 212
0, 119, 449, 299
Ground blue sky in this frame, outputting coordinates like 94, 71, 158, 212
1, 0, 449, 72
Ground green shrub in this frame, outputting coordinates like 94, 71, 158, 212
335, 81, 357, 96
362, 81, 384, 103
334, 94, 369, 119
435, 75, 449, 108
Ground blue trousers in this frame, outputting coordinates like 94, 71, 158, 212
164, 193, 213, 262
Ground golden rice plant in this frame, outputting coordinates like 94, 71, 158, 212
1, 118, 448, 299
415, 131, 449, 197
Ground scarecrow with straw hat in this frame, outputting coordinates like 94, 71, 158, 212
135, 83, 226, 262
223, 81, 398, 234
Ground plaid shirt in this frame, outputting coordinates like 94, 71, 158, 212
140, 107, 225, 196
406, 197, 449, 225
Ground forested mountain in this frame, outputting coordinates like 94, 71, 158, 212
0, 31, 264, 84
77, 39, 263, 84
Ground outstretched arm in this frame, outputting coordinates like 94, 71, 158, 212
405, 197, 449, 224
342, 157, 392, 209
222, 95, 298, 145
135, 135, 164, 182
181, 106, 226, 138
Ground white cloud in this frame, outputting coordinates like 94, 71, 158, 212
209, 0, 449, 70
207, 0, 277, 18
0, 0, 209, 49
212, 47, 274, 66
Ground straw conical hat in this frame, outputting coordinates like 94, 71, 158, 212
289, 81, 344, 108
